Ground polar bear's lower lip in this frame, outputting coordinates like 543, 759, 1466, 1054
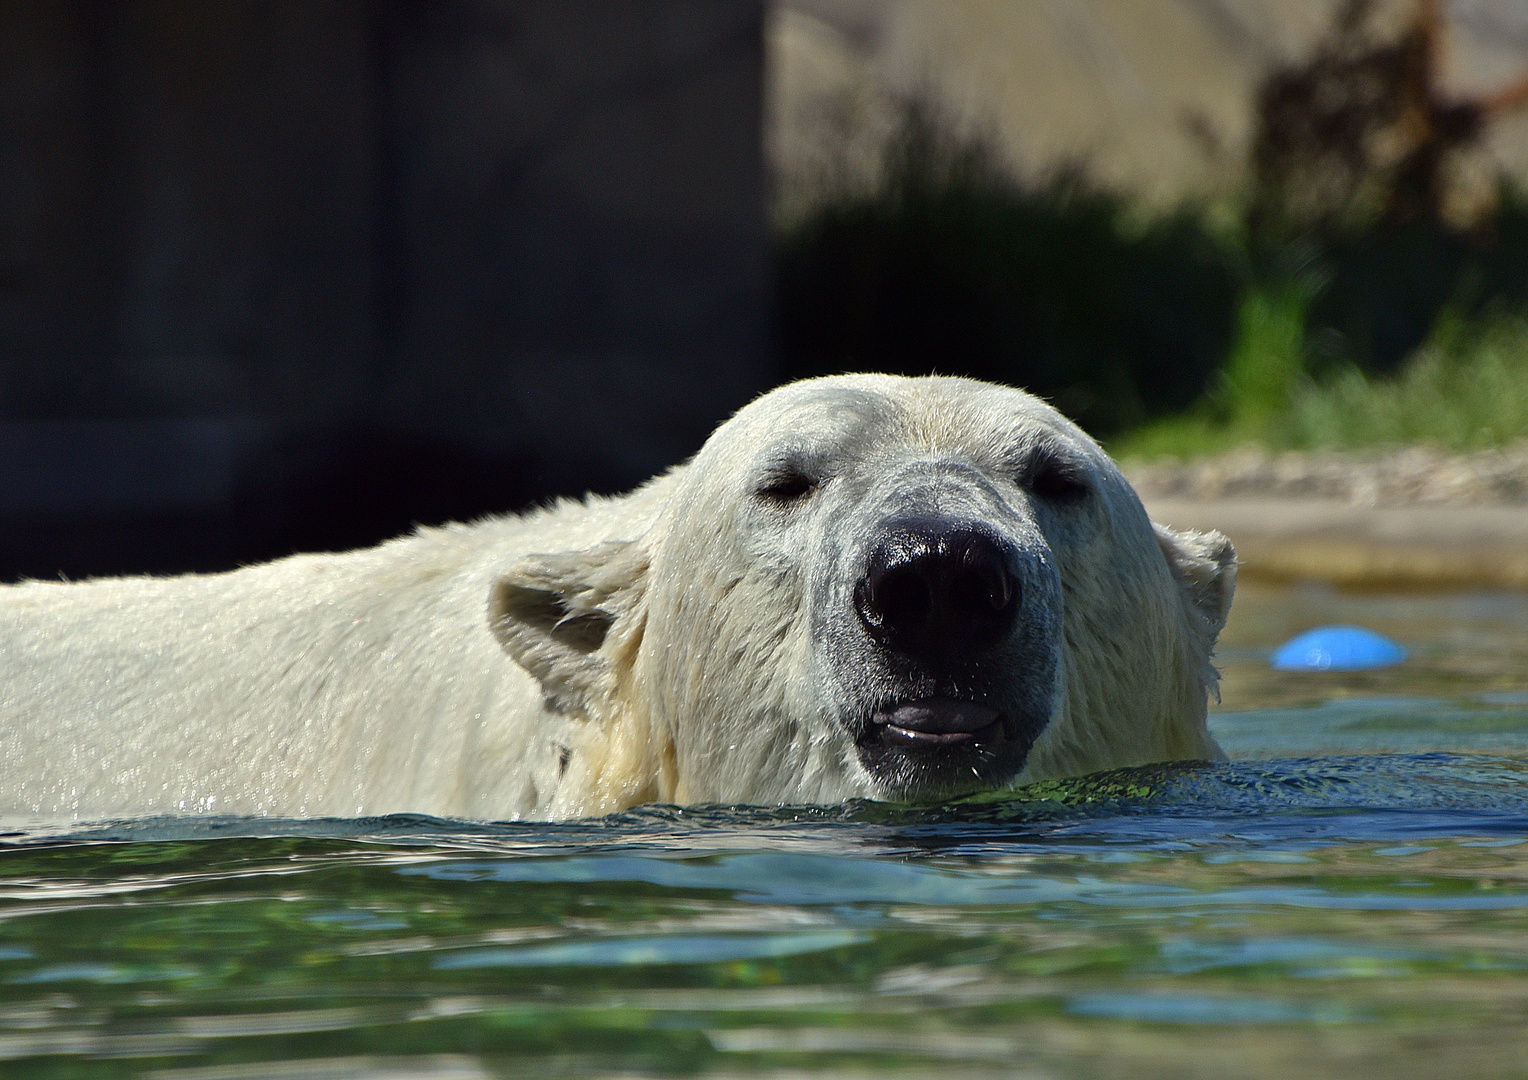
881, 722, 1000, 746
872, 698, 1003, 746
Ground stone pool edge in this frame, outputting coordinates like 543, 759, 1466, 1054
1142, 497, 1528, 590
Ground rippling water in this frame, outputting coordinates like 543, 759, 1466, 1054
4, 583, 1528, 1079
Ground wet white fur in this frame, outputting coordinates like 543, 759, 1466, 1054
0, 375, 1235, 822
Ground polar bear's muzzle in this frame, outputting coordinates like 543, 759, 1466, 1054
839, 515, 1061, 799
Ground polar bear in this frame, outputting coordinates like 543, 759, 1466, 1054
0, 375, 1234, 822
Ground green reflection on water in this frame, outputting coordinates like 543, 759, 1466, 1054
3, 822, 1528, 1079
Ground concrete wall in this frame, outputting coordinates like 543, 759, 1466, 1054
767, 0, 1528, 210
0, 0, 770, 577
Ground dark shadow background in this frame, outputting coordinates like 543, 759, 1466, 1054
0, 0, 771, 580
10, 1, 1528, 583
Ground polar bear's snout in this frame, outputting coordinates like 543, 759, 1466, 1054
853, 519, 1019, 665
851, 521, 1024, 769
833, 501, 1064, 801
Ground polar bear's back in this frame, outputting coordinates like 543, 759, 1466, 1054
0, 475, 678, 822
0, 520, 535, 820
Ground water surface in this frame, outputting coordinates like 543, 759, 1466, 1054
4, 583, 1528, 1079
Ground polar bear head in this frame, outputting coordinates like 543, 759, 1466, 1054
492, 375, 1235, 812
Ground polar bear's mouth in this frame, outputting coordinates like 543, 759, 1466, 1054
853, 694, 1045, 797
870, 698, 1003, 746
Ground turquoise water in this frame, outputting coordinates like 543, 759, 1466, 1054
4, 584, 1528, 1078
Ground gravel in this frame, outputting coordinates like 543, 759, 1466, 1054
1123, 440, 1528, 508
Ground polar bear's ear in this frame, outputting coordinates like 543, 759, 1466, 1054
489, 540, 649, 718
1154, 524, 1237, 650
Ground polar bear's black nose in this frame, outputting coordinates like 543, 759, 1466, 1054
854, 523, 1019, 663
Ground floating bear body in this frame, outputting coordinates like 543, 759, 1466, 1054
0, 375, 1235, 822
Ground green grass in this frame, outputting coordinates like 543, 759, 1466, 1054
1112, 300, 1528, 460
1283, 314, 1528, 451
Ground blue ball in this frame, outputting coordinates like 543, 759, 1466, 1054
1270, 625, 1407, 671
